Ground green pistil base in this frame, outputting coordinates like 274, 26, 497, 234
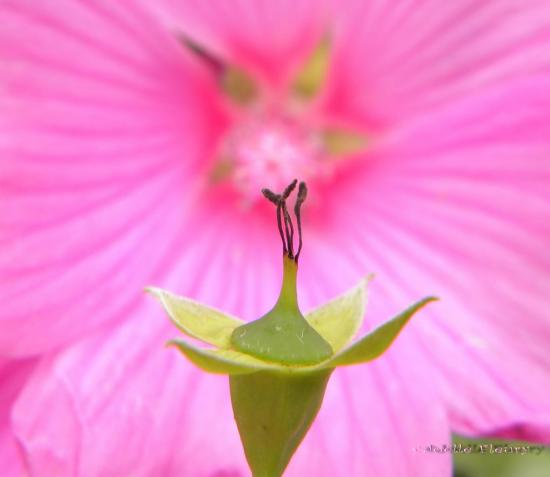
230, 256, 333, 366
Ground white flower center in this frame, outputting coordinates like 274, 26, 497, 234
218, 113, 327, 199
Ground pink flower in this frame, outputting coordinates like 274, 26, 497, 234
1, 0, 550, 475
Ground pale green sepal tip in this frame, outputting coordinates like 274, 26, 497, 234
167, 339, 280, 375
305, 275, 371, 353
145, 286, 243, 349
324, 296, 438, 368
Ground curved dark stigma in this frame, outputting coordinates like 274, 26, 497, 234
262, 180, 308, 262
282, 179, 297, 199
294, 182, 308, 260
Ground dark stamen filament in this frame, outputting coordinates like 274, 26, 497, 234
283, 179, 298, 199
282, 201, 294, 258
263, 180, 308, 262
277, 202, 287, 255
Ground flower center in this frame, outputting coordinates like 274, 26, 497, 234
181, 36, 369, 200
217, 113, 326, 199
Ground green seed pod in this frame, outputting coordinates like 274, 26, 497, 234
230, 370, 331, 477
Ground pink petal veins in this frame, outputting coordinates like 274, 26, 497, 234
322, 0, 550, 129
315, 77, 550, 440
0, 358, 36, 476
0, 0, 228, 356
2, 1, 550, 475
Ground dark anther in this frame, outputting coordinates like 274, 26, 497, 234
294, 182, 308, 260
262, 179, 307, 262
263, 188, 286, 253
282, 179, 298, 199
262, 188, 281, 205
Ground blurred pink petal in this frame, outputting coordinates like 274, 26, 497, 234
11, 304, 246, 477
0, 0, 227, 356
0, 359, 36, 476
289, 360, 451, 476
1, 0, 550, 475
155, 0, 330, 87
323, 0, 550, 128
316, 77, 550, 439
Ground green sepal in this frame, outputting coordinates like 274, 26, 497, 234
230, 370, 331, 477
305, 276, 370, 353
145, 287, 243, 348
324, 296, 437, 367
167, 339, 278, 375
150, 283, 433, 373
